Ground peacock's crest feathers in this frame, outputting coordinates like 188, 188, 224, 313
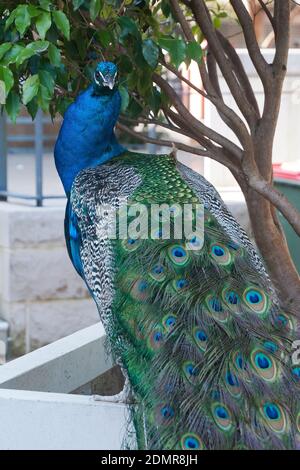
70, 150, 300, 449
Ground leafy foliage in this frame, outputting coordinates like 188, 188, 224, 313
0, 0, 227, 121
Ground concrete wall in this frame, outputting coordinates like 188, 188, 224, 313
0, 202, 99, 356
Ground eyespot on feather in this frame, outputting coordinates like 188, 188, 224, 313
147, 326, 164, 352
131, 278, 150, 301
206, 294, 229, 323
192, 327, 208, 352
179, 433, 204, 450
260, 402, 288, 434
222, 286, 241, 314
224, 370, 242, 398
168, 244, 190, 267
172, 277, 189, 292
250, 348, 278, 382
182, 360, 200, 384
162, 314, 177, 333
242, 287, 269, 316
211, 402, 235, 432
210, 243, 232, 266
122, 237, 141, 252
149, 263, 167, 282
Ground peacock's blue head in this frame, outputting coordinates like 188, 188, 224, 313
93, 61, 118, 93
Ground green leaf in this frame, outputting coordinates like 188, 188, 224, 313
0, 81, 5, 104
74, 30, 87, 60
1, 45, 24, 65
16, 40, 50, 67
137, 73, 151, 95
38, 69, 55, 95
38, 0, 51, 11
118, 16, 139, 42
191, 24, 204, 43
118, 54, 133, 74
52, 10, 70, 40
0, 66, 14, 96
22, 74, 40, 105
28, 5, 41, 17
56, 64, 68, 88
119, 85, 129, 112
149, 86, 161, 116
158, 37, 186, 68
0, 43, 12, 61
213, 17, 222, 29
90, 0, 102, 21
57, 96, 73, 116
36, 12, 51, 39
186, 41, 203, 64
27, 41, 49, 53
37, 84, 51, 112
73, 0, 85, 10
142, 39, 159, 69
26, 96, 38, 119
48, 43, 61, 66
161, 0, 171, 18
5, 91, 21, 123
100, 3, 113, 20
5, 9, 17, 30
15, 5, 31, 36
126, 97, 143, 118
16, 48, 36, 67
97, 29, 112, 48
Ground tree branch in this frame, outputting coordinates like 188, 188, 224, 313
253, 1, 290, 180
229, 0, 271, 85
168, 0, 217, 97
190, 0, 258, 130
216, 30, 260, 118
161, 59, 252, 150
117, 122, 208, 157
164, 107, 241, 172
165, 107, 215, 151
169, 0, 194, 41
247, 175, 300, 238
206, 48, 222, 98
160, 59, 205, 97
118, 121, 242, 174
261, 4, 299, 48
153, 73, 243, 158
257, 0, 276, 33
273, 0, 290, 68
119, 114, 201, 142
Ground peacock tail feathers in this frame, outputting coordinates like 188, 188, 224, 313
70, 150, 300, 450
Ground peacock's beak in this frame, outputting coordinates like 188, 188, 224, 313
103, 77, 115, 90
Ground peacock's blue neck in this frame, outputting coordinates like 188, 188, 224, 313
54, 85, 125, 196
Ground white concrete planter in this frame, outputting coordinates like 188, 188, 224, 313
0, 323, 127, 450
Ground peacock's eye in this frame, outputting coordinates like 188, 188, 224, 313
95, 71, 101, 79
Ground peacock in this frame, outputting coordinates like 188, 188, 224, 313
54, 61, 300, 450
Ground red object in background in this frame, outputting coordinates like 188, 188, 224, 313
273, 163, 300, 181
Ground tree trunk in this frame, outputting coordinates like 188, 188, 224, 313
244, 114, 300, 313
243, 185, 300, 314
